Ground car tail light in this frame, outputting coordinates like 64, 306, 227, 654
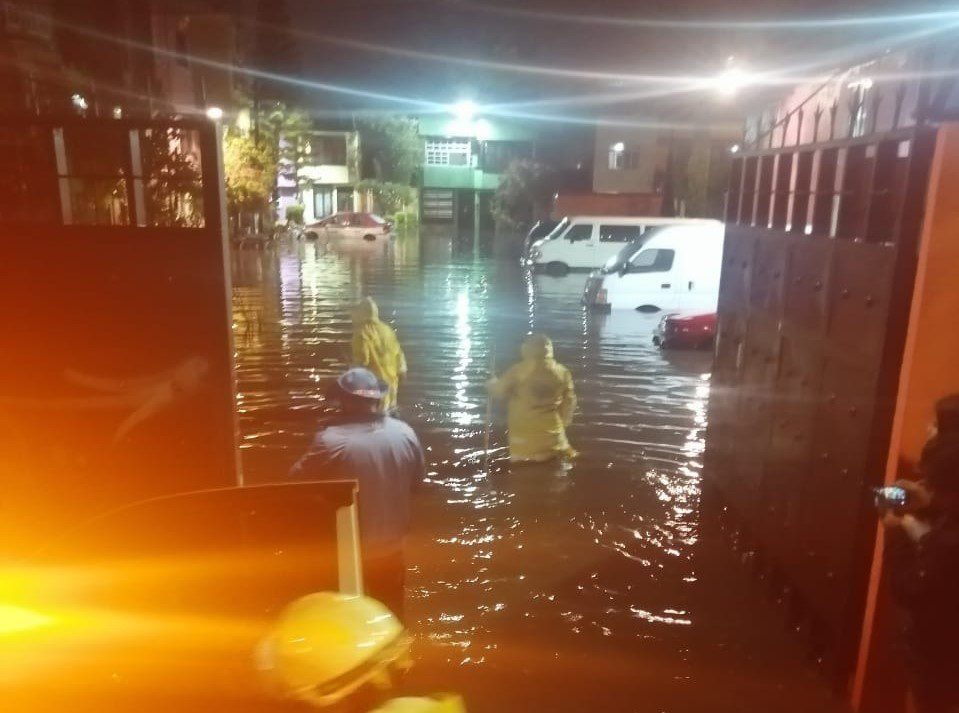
595, 288, 608, 305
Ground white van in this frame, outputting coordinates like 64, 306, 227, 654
526, 216, 715, 275
583, 221, 725, 313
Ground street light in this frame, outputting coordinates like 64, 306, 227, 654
716, 67, 750, 98
452, 99, 477, 122
611, 141, 625, 153
205, 106, 224, 121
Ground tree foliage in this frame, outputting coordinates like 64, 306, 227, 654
357, 180, 416, 216
356, 117, 420, 185
491, 159, 558, 231
221, 100, 312, 224
141, 127, 203, 227
223, 128, 276, 214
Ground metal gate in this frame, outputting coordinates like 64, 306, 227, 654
706, 119, 937, 686
0, 117, 238, 556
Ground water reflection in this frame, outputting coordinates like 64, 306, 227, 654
231, 237, 845, 712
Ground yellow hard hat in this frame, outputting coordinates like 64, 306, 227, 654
371, 695, 467, 713
256, 591, 411, 707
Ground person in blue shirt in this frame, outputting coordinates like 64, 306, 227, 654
289, 367, 425, 618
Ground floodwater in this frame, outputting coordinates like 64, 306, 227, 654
231, 235, 847, 713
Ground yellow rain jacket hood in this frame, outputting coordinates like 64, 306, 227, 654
351, 297, 407, 409
489, 334, 577, 462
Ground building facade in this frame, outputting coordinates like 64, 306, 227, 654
417, 114, 535, 235
592, 125, 667, 194
592, 123, 738, 219
278, 129, 360, 223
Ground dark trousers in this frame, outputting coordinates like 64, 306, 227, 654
363, 550, 406, 620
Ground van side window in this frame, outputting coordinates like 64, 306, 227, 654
630, 248, 675, 273
599, 224, 642, 242
563, 224, 592, 242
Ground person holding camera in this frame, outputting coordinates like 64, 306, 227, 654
879, 416, 959, 713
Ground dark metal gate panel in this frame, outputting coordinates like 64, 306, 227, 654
705, 125, 936, 686
0, 118, 238, 556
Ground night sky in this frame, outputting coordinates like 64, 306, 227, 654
277, 0, 951, 122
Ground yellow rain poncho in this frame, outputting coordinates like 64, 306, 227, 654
488, 334, 577, 463
351, 297, 407, 409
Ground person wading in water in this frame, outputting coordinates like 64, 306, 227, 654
487, 333, 577, 465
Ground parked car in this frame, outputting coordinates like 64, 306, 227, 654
521, 218, 561, 262
304, 212, 393, 245
652, 312, 717, 349
583, 220, 725, 313
526, 216, 715, 275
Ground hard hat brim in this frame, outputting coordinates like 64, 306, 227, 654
295, 631, 412, 707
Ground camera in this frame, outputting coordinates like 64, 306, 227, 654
873, 485, 911, 512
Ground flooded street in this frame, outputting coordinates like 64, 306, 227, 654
231, 235, 846, 713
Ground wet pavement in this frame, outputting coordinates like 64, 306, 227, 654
231, 235, 848, 713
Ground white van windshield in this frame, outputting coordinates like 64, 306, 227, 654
601, 225, 668, 273
543, 217, 569, 241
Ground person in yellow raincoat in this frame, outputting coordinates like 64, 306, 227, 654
352, 297, 407, 410
488, 333, 577, 463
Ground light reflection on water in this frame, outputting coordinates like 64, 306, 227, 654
231, 235, 843, 712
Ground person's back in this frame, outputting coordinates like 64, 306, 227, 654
488, 333, 576, 463
288, 368, 424, 617
352, 297, 407, 410
291, 413, 423, 552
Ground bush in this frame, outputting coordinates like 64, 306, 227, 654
285, 203, 305, 224
357, 180, 416, 216
393, 211, 419, 232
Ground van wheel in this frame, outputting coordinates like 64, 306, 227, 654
362, 234, 377, 242
545, 261, 569, 276
636, 304, 661, 313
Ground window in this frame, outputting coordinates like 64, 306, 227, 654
313, 187, 334, 218
608, 145, 640, 170
425, 139, 471, 166
629, 248, 675, 273
563, 224, 592, 241
309, 135, 347, 165
599, 224, 643, 242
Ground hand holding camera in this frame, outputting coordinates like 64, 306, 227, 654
875, 480, 934, 542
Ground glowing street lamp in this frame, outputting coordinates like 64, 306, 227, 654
716, 67, 750, 98
452, 99, 477, 122
205, 106, 224, 121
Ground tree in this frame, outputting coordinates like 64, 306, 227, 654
491, 159, 558, 231
221, 99, 312, 232
356, 117, 420, 185
223, 128, 275, 220
356, 180, 415, 216
258, 101, 312, 201
141, 127, 203, 227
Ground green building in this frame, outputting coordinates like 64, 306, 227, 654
417, 112, 536, 236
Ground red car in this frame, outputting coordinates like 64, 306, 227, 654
652, 312, 717, 350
